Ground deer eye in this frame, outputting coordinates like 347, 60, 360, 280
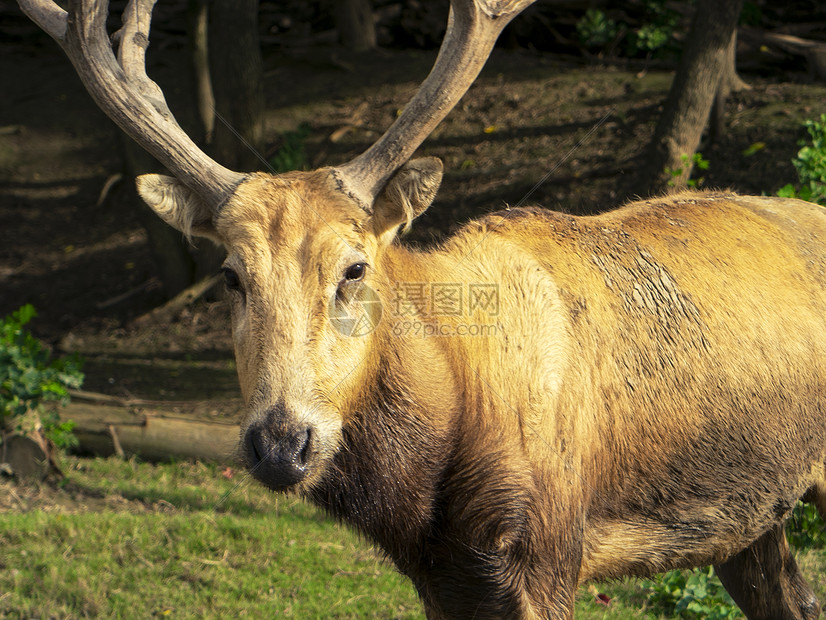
343, 262, 367, 282
222, 267, 243, 292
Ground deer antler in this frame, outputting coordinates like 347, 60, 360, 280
333, 0, 535, 211
19, 0, 532, 212
18, 0, 245, 208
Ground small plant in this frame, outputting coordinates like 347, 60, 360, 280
576, 0, 678, 57
576, 9, 619, 50
0, 304, 83, 450
777, 114, 826, 206
667, 152, 710, 188
627, 0, 679, 57
643, 567, 741, 619
641, 503, 825, 618
631, 22, 672, 54
269, 123, 312, 173
787, 501, 826, 550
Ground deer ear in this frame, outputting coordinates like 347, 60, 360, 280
371, 157, 443, 243
136, 174, 220, 242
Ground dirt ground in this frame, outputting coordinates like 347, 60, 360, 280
2, 8, 825, 413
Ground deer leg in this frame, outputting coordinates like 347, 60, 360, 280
714, 524, 820, 620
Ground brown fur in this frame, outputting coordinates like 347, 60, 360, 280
140, 169, 826, 619
27, 0, 820, 614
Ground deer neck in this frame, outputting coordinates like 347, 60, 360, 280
306, 244, 461, 556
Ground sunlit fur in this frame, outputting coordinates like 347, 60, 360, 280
141, 167, 826, 619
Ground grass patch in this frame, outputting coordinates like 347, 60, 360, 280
1, 457, 824, 618
0, 458, 421, 619
0, 511, 420, 618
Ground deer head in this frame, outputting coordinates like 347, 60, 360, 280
19, 0, 535, 490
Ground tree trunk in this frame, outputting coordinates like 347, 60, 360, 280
709, 27, 750, 145
188, 0, 215, 145
122, 136, 196, 299
208, 0, 265, 172
334, 0, 377, 52
633, 0, 744, 196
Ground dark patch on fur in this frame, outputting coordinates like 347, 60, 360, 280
328, 168, 374, 216
305, 364, 578, 616
307, 369, 447, 563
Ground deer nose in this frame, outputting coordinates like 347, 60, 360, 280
243, 407, 312, 491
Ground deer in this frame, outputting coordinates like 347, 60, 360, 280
18, 0, 826, 618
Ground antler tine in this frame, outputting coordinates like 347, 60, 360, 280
18, 0, 66, 39
334, 0, 535, 211
18, 0, 245, 208
115, 0, 170, 116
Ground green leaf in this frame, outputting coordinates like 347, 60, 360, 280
0, 305, 84, 448
742, 142, 765, 156
777, 184, 798, 198
786, 115, 826, 206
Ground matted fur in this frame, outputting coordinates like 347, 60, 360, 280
141, 170, 826, 619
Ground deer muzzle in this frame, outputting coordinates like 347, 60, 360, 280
242, 405, 313, 491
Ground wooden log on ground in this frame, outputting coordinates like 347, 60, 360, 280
740, 26, 826, 79
130, 273, 222, 327
63, 402, 240, 463
1, 434, 50, 480
1, 410, 63, 480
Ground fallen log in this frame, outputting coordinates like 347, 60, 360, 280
1, 434, 51, 480
130, 273, 222, 327
63, 401, 241, 463
1, 410, 63, 480
740, 26, 826, 79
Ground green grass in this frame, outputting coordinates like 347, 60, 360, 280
0, 459, 421, 619
0, 457, 824, 618
0, 511, 421, 618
